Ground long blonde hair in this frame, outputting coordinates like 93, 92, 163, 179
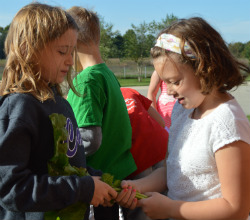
0, 3, 78, 101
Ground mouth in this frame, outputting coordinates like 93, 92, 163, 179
177, 97, 185, 104
61, 70, 68, 75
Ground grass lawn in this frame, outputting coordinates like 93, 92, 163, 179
117, 77, 151, 87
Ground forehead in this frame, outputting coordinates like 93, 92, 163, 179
153, 56, 181, 78
48, 29, 78, 48
153, 55, 197, 83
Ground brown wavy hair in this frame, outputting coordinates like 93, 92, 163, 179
0, 3, 79, 101
151, 17, 250, 94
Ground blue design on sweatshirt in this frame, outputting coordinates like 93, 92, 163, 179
65, 117, 81, 158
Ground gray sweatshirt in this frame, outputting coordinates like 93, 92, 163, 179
0, 88, 97, 220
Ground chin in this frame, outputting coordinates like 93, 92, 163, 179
181, 103, 193, 109
56, 78, 65, 84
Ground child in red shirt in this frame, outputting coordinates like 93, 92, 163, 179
121, 87, 168, 220
121, 87, 168, 179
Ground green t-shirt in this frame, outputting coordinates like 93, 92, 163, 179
67, 63, 136, 179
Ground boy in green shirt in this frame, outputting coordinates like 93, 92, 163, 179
67, 7, 136, 220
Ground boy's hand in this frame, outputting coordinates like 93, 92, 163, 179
91, 176, 117, 207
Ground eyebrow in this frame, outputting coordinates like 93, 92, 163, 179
57, 45, 75, 49
56, 45, 76, 53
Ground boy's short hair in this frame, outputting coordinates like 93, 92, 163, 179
68, 7, 100, 45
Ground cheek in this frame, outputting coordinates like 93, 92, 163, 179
179, 78, 201, 98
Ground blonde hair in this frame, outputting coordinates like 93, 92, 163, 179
0, 3, 78, 101
67, 6, 100, 45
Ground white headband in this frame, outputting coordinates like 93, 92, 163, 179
155, 33, 195, 58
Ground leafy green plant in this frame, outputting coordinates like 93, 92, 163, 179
101, 173, 148, 200
45, 113, 88, 220
45, 113, 147, 220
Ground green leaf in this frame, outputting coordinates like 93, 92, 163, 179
45, 113, 89, 220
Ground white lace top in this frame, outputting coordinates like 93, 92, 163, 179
167, 98, 250, 202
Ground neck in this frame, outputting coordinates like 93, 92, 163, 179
77, 43, 104, 69
193, 90, 232, 119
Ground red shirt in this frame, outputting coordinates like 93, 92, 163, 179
121, 88, 168, 178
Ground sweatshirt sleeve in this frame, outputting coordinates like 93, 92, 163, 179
79, 126, 102, 156
0, 115, 94, 212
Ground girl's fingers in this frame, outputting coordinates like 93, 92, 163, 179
129, 198, 138, 209
116, 187, 129, 202
124, 189, 137, 208
119, 186, 132, 205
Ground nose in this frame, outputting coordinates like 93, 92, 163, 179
66, 53, 74, 66
167, 85, 176, 96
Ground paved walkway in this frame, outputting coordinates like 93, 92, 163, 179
128, 82, 250, 115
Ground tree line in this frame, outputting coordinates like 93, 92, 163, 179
1, 14, 250, 69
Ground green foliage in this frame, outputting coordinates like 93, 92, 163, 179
46, 115, 147, 219
247, 115, 250, 122
101, 173, 148, 200
1, 16, 250, 64
228, 41, 250, 60
99, 16, 120, 61
242, 42, 250, 59
111, 34, 125, 58
148, 14, 178, 37
45, 113, 89, 220
0, 25, 9, 59
122, 21, 156, 77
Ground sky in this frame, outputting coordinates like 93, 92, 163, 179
0, 0, 250, 44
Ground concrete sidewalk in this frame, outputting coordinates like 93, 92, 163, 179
128, 82, 250, 116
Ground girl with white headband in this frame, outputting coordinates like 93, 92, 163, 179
116, 17, 250, 220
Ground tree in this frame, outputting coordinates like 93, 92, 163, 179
110, 34, 124, 58
228, 42, 245, 58
242, 41, 250, 60
99, 16, 119, 61
0, 25, 10, 59
148, 14, 178, 37
123, 22, 155, 81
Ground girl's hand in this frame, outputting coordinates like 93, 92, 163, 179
116, 180, 138, 209
91, 176, 117, 207
137, 192, 170, 219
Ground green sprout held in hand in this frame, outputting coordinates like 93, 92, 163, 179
45, 113, 147, 220
101, 173, 148, 200
45, 113, 89, 220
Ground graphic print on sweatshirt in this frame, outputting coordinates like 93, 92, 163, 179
65, 117, 81, 158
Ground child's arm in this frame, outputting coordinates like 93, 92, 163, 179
138, 140, 250, 220
147, 70, 161, 109
147, 106, 165, 127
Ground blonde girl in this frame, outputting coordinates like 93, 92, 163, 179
0, 3, 116, 220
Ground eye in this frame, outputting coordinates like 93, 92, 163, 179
58, 51, 66, 55
169, 80, 181, 86
173, 80, 181, 85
